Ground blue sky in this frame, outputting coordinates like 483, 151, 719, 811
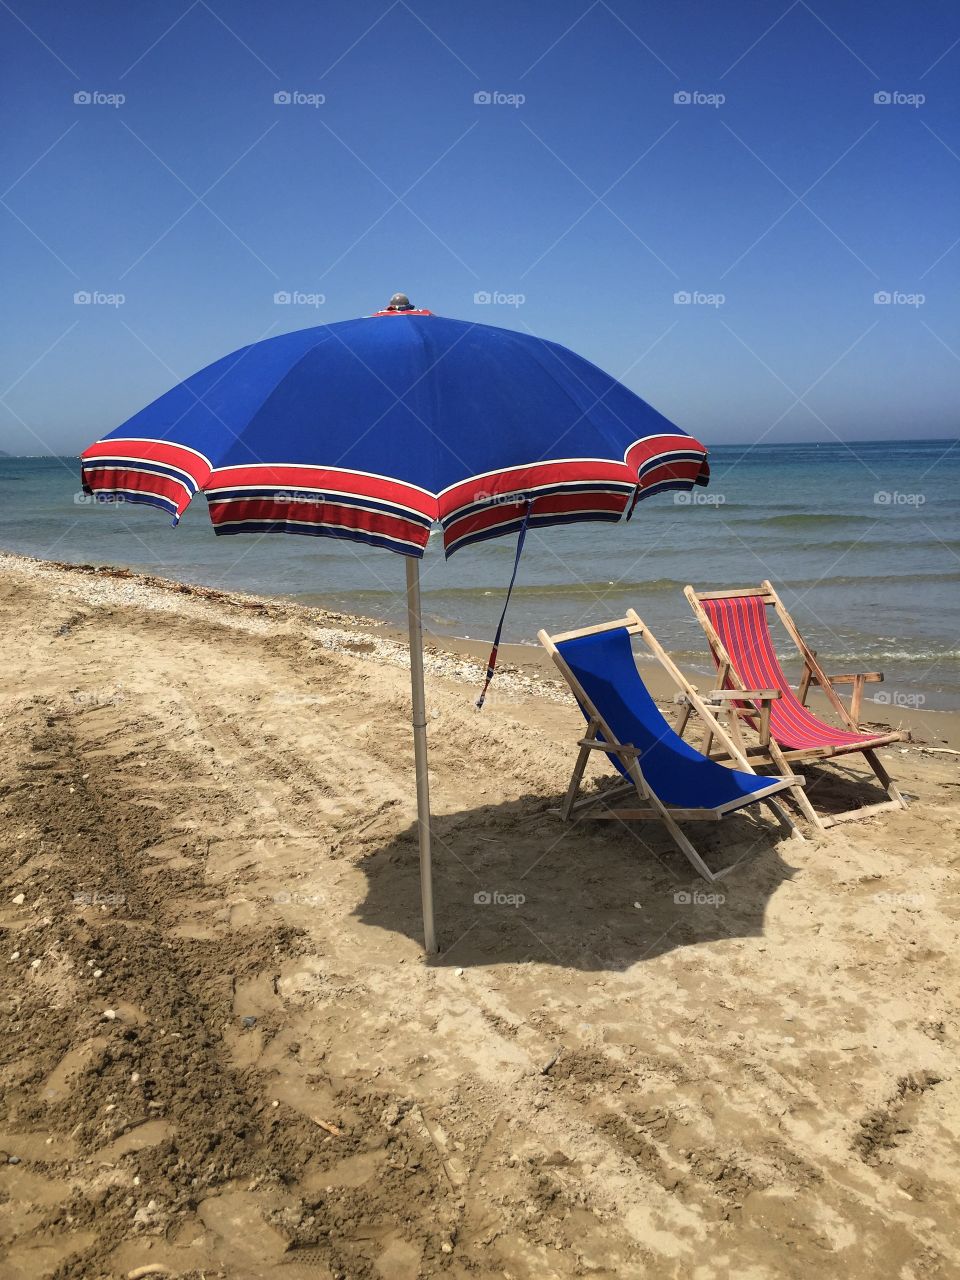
1, 0, 958, 455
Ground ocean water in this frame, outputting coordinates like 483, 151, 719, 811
1, 441, 958, 708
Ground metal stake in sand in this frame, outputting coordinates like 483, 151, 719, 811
405, 556, 437, 954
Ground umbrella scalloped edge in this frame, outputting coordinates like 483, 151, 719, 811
80, 433, 709, 558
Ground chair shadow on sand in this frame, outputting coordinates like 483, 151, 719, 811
353, 776, 815, 970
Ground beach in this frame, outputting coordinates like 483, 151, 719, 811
1, 550, 958, 1278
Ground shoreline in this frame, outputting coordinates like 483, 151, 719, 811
2, 548, 957, 749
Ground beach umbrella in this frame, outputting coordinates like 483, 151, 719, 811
80, 296, 709, 954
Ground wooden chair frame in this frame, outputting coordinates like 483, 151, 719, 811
538, 610, 804, 883
683, 580, 909, 831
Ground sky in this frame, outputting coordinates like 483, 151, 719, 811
0, 0, 958, 456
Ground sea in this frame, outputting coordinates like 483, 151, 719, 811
1, 440, 958, 709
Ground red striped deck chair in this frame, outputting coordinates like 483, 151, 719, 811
683, 581, 909, 830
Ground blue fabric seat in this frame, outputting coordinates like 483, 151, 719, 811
556, 627, 783, 813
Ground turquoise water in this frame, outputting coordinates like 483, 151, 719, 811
2, 442, 958, 708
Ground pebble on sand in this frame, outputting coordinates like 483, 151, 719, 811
12, 894, 25, 905
103, 1009, 117, 1020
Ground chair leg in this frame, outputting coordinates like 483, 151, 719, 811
623, 760, 717, 881
658, 807, 718, 882
765, 797, 804, 841
725, 706, 747, 757
675, 701, 693, 740
769, 740, 826, 831
561, 741, 593, 822
864, 749, 909, 811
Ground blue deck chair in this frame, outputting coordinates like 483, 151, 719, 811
539, 611, 804, 881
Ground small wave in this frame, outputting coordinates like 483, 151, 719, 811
425, 577, 685, 599
829, 648, 960, 664
765, 540, 960, 557
736, 513, 887, 529
785, 570, 960, 590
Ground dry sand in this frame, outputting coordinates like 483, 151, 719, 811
0, 551, 958, 1280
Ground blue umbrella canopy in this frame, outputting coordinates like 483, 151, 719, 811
81, 306, 709, 555
80, 301, 711, 955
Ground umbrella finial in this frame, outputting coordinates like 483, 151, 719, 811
385, 292, 415, 311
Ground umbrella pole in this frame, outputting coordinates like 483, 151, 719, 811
405, 555, 437, 955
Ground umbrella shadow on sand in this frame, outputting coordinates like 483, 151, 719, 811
354, 787, 804, 970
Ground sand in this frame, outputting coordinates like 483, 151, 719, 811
0, 550, 958, 1280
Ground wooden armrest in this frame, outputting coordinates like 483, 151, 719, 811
825, 672, 883, 684
705, 688, 780, 702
